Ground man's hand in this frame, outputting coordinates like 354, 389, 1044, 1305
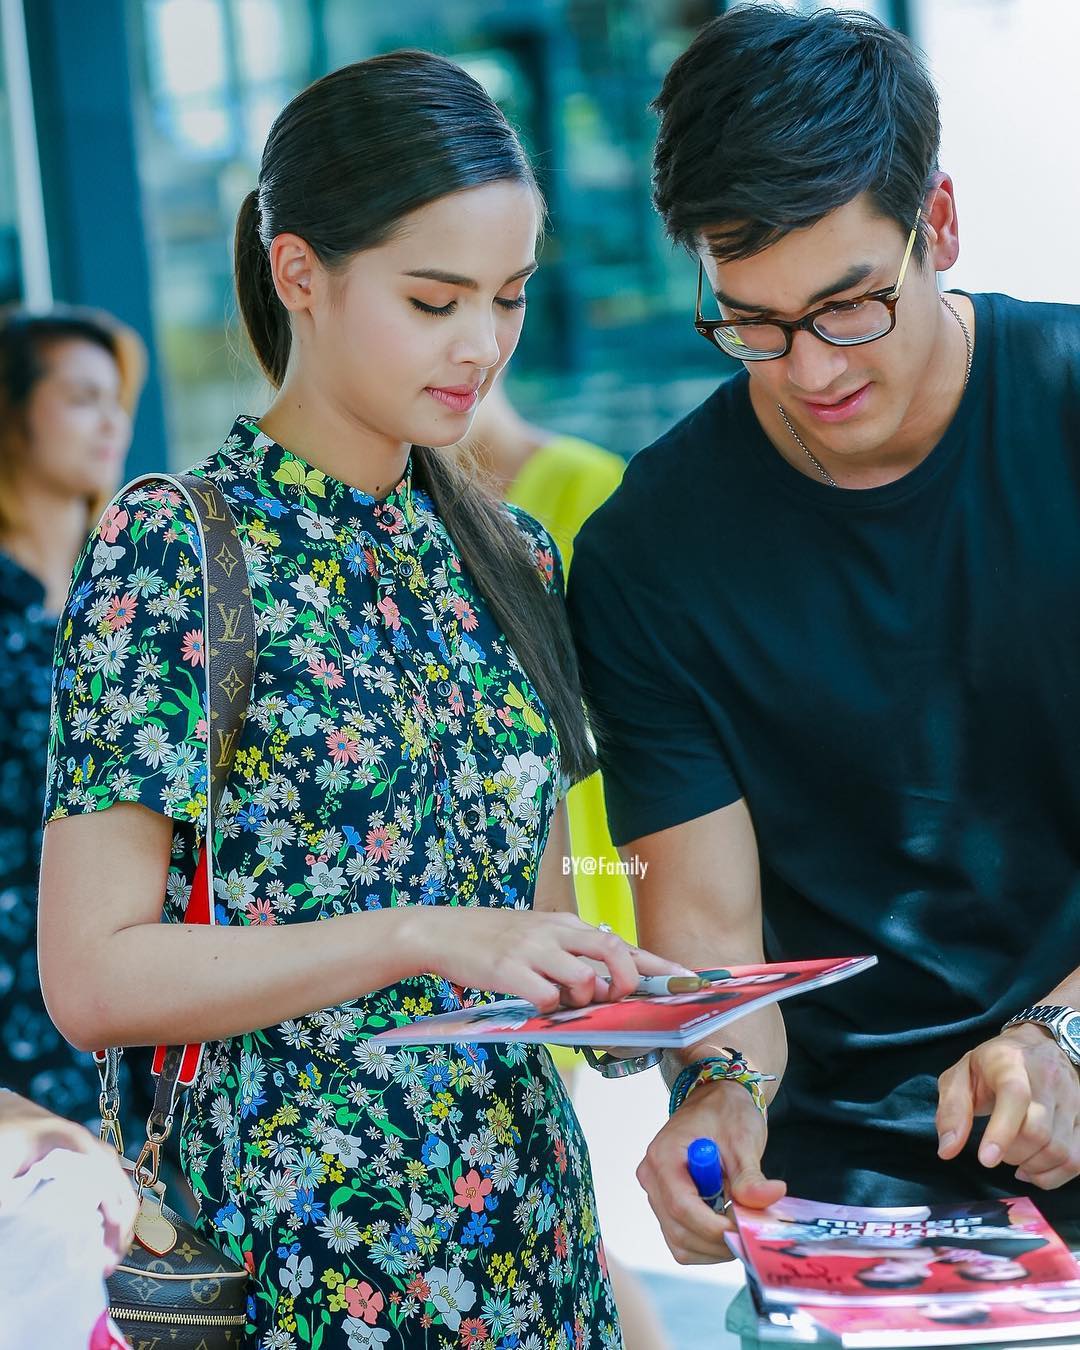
937, 1025, 1080, 1189
636, 1079, 786, 1264
0, 1091, 137, 1272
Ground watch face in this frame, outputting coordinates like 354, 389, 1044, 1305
1060, 1014, 1080, 1061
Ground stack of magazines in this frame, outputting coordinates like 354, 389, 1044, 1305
729, 1196, 1080, 1346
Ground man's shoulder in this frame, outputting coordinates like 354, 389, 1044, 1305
978, 290, 1080, 353
574, 379, 740, 559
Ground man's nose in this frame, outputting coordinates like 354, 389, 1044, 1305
783, 328, 849, 395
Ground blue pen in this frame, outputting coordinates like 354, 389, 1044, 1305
687, 1137, 729, 1212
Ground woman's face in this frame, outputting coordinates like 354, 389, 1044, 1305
22, 339, 130, 501
300, 180, 539, 452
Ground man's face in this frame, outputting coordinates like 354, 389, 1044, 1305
697, 192, 951, 463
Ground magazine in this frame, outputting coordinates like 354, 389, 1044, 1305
732, 1196, 1080, 1309
799, 1292, 1080, 1347
368, 955, 876, 1049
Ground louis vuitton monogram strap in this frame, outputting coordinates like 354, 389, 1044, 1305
98, 470, 255, 1151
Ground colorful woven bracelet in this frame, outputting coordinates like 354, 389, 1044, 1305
667, 1048, 776, 1120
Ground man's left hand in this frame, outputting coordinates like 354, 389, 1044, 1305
936, 1024, 1080, 1189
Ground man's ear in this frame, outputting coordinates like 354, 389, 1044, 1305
923, 171, 960, 272
269, 232, 319, 313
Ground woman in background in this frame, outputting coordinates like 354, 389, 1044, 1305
0, 308, 143, 1126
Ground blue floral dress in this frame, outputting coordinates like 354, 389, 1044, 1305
44, 417, 620, 1350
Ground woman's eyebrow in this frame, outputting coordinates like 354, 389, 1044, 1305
714, 262, 877, 315
401, 262, 538, 289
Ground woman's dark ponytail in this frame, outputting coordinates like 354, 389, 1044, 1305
234, 189, 290, 387
412, 445, 594, 783
233, 52, 596, 783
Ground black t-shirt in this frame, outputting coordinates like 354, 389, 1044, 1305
567, 291, 1080, 1217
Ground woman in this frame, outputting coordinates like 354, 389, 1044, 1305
39, 52, 683, 1350
0, 308, 141, 1127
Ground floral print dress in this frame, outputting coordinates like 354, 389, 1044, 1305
45, 417, 620, 1350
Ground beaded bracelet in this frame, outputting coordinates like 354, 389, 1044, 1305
667, 1048, 776, 1120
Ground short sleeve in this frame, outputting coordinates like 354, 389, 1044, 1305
44, 483, 209, 840
503, 504, 571, 802
504, 503, 566, 600
567, 521, 742, 846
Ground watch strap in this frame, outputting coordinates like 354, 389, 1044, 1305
1002, 1005, 1080, 1065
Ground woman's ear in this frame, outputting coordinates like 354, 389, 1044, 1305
268, 233, 319, 313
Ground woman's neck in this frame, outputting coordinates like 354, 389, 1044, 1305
1, 480, 91, 615
259, 374, 411, 498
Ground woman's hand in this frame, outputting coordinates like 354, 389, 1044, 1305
417, 907, 693, 1010
0, 1091, 137, 1274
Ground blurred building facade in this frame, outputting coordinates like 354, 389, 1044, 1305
6, 0, 1072, 476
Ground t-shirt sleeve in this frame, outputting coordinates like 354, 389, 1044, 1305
44, 483, 209, 842
567, 520, 742, 846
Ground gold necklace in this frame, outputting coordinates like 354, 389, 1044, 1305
778, 295, 973, 489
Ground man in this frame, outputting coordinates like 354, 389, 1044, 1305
567, 5, 1080, 1264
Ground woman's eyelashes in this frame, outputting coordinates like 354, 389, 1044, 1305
409, 294, 527, 317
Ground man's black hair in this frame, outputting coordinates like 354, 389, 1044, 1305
651, 3, 940, 261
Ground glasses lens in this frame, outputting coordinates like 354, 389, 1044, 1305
813, 300, 892, 345
712, 323, 787, 360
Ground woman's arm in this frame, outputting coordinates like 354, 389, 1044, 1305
40, 801, 681, 1051
531, 800, 576, 915
38, 803, 435, 1051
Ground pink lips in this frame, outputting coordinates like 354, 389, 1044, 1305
803, 382, 871, 424
426, 385, 479, 413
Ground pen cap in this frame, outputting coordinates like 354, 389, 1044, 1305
687, 1136, 724, 1198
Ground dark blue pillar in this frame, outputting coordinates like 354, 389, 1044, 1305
22, 0, 168, 476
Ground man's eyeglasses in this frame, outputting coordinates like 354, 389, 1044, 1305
693, 211, 922, 361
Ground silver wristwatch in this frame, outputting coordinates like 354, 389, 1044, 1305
580, 1047, 663, 1078
1001, 1004, 1080, 1067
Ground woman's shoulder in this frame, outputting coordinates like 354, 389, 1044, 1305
501, 502, 563, 596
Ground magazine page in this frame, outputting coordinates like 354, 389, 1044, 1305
733, 1195, 1080, 1308
369, 955, 876, 1048
803, 1292, 1080, 1347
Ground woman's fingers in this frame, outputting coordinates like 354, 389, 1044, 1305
564, 926, 648, 999
631, 947, 697, 977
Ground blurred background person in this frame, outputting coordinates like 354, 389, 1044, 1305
0, 1086, 136, 1349
0, 308, 144, 1132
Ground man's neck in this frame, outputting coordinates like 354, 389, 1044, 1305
750, 292, 975, 490
1, 480, 92, 615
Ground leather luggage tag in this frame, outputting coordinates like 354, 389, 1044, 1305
133, 1192, 178, 1257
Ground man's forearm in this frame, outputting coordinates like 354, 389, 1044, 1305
1038, 967, 1080, 1007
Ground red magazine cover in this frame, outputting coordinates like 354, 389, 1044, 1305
733, 1196, 1080, 1308
368, 956, 876, 1048
799, 1292, 1080, 1346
